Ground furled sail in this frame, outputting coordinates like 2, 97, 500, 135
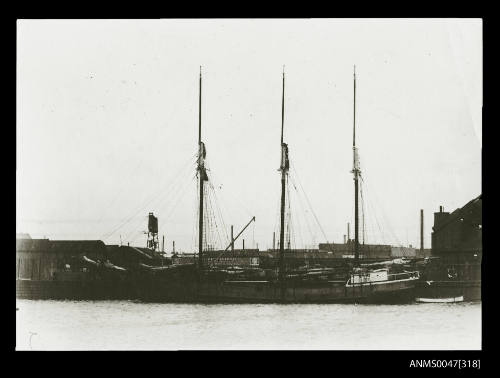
352, 146, 360, 173
198, 141, 208, 181
280, 143, 289, 171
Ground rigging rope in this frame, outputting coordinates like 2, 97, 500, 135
95, 130, 180, 229
207, 175, 230, 246
360, 174, 366, 244
289, 173, 316, 248
288, 174, 305, 249
286, 175, 292, 250
290, 164, 331, 246
123, 163, 196, 245
359, 175, 384, 244
206, 182, 224, 250
361, 175, 404, 246
100, 153, 197, 242
208, 168, 253, 219
190, 181, 199, 253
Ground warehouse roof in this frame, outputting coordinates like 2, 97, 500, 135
16, 239, 107, 254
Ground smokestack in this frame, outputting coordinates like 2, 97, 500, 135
420, 209, 424, 251
347, 223, 350, 241
273, 232, 276, 250
243, 239, 245, 250
162, 235, 165, 253
173, 241, 175, 253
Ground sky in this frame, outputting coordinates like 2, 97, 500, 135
16, 19, 482, 253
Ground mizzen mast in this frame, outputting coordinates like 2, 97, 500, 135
351, 65, 360, 266
197, 66, 208, 270
278, 67, 289, 298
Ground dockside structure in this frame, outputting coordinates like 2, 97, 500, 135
417, 194, 482, 300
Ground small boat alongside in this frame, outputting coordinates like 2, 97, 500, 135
414, 279, 466, 303
416, 296, 464, 303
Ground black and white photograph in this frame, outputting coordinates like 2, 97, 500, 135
16, 18, 482, 351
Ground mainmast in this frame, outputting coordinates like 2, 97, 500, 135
352, 65, 360, 266
278, 67, 289, 298
197, 67, 208, 270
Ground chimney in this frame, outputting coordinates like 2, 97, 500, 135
439, 206, 443, 213
347, 223, 350, 241
243, 239, 245, 250
273, 232, 276, 250
420, 209, 424, 251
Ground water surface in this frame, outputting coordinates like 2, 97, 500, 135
16, 300, 481, 350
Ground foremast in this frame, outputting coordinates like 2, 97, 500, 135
278, 68, 289, 299
197, 67, 208, 270
351, 65, 361, 266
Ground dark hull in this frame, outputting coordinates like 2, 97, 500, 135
198, 279, 417, 304
134, 266, 418, 304
132, 264, 199, 303
16, 278, 134, 300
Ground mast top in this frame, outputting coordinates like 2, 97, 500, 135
281, 66, 285, 146
353, 65, 356, 148
198, 66, 202, 145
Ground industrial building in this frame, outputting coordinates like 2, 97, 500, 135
416, 194, 482, 301
16, 237, 108, 281
432, 195, 482, 258
429, 194, 482, 282
318, 242, 426, 259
